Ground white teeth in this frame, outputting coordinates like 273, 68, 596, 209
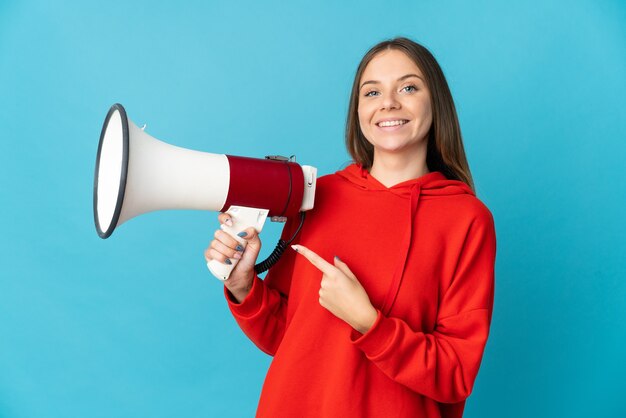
378, 120, 407, 127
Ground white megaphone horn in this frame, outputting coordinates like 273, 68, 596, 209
93, 103, 317, 281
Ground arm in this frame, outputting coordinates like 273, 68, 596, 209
350, 211, 496, 403
225, 218, 299, 356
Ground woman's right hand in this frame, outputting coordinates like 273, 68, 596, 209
204, 213, 262, 303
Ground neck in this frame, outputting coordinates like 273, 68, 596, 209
369, 148, 429, 188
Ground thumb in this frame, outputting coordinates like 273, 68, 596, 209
334, 256, 356, 280
233, 227, 262, 270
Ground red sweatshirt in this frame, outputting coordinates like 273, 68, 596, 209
225, 164, 496, 418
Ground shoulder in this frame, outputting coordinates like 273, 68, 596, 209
314, 172, 351, 193
454, 194, 496, 242
317, 171, 345, 185
457, 194, 494, 225
428, 192, 495, 237
302, 171, 356, 221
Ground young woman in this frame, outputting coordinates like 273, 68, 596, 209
205, 37, 496, 418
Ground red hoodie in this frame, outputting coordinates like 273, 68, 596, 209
225, 164, 496, 418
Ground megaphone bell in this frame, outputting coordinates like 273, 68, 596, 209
93, 104, 317, 281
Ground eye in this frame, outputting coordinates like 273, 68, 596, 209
364, 90, 380, 97
401, 85, 417, 93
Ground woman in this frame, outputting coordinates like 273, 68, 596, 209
205, 37, 496, 418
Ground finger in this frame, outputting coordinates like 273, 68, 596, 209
211, 239, 243, 260
217, 212, 233, 227
207, 248, 232, 264
291, 244, 335, 275
235, 227, 261, 248
214, 229, 241, 249
235, 226, 258, 240
320, 276, 330, 289
333, 256, 356, 280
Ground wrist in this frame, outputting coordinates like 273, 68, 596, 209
230, 288, 250, 304
226, 273, 254, 304
355, 306, 378, 334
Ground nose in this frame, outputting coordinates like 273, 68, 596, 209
381, 91, 400, 110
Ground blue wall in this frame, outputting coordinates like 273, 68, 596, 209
1, 1, 625, 417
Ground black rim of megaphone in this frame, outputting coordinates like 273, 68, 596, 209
93, 103, 130, 239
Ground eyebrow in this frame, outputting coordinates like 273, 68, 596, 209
360, 74, 423, 90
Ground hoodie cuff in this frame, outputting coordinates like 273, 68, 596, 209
350, 309, 397, 358
224, 274, 265, 319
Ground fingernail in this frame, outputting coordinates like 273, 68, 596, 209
235, 244, 244, 252
291, 245, 299, 252
225, 258, 232, 265
225, 218, 233, 227
237, 231, 247, 237
334, 255, 341, 261
233, 252, 242, 260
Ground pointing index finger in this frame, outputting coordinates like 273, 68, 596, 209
292, 244, 334, 275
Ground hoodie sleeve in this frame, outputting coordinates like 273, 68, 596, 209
223, 218, 299, 356
350, 208, 496, 404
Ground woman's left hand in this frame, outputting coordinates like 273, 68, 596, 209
292, 244, 378, 334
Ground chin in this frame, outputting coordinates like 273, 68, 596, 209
371, 139, 426, 156
373, 137, 420, 148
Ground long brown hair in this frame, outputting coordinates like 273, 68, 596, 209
345, 37, 475, 191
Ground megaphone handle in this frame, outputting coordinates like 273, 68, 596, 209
207, 206, 269, 282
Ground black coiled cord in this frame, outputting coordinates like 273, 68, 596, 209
254, 212, 306, 275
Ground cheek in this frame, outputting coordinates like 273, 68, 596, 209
357, 107, 370, 132
424, 98, 433, 122
423, 105, 433, 130
424, 100, 433, 121
413, 100, 433, 129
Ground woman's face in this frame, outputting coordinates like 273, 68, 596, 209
357, 49, 432, 159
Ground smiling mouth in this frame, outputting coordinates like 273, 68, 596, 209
376, 120, 409, 127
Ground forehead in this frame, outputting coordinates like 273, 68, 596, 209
361, 49, 424, 81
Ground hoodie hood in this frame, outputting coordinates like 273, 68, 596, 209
335, 163, 474, 198
335, 164, 474, 314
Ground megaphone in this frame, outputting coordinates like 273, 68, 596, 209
93, 103, 317, 281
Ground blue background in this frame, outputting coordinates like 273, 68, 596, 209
1, 0, 625, 417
